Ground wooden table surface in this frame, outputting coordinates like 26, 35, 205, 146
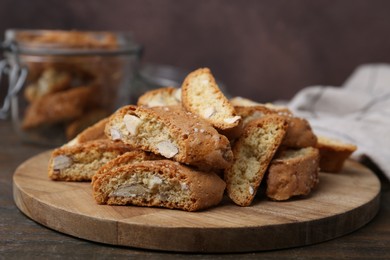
1, 119, 389, 259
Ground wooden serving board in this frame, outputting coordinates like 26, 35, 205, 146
13, 151, 380, 253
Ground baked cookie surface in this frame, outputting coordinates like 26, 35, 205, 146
92, 159, 226, 212
266, 147, 320, 201
105, 105, 233, 170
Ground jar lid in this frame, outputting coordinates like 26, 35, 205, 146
2, 29, 142, 56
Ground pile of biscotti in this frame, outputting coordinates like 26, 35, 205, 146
48, 68, 357, 212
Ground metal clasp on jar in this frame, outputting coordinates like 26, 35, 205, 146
0, 41, 28, 119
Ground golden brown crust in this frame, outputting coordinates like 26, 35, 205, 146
224, 114, 288, 206
266, 147, 320, 201
181, 68, 240, 130
105, 105, 233, 170
65, 117, 109, 147
92, 159, 226, 212
281, 117, 318, 148
315, 136, 357, 173
65, 109, 109, 141
48, 139, 132, 181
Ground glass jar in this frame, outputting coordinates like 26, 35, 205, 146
0, 29, 142, 146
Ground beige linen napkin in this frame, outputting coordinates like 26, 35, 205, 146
288, 64, 390, 179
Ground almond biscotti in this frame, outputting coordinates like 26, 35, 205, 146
315, 136, 357, 173
181, 68, 241, 130
92, 159, 226, 212
137, 86, 181, 107
105, 105, 233, 170
224, 114, 288, 206
48, 139, 132, 181
22, 85, 96, 130
24, 68, 72, 102
266, 147, 320, 201
92, 150, 163, 185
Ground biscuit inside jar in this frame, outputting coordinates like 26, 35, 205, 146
16, 30, 132, 145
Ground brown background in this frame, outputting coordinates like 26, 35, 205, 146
1, 0, 390, 102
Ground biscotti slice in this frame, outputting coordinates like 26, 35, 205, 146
22, 85, 96, 129
224, 115, 288, 206
92, 159, 226, 212
315, 136, 357, 173
24, 68, 72, 102
181, 68, 241, 130
137, 87, 181, 107
65, 117, 108, 147
105, 105, 233, 170
48, 139, 132, 181
92, 150, 163, 185
266, 147, 320, 201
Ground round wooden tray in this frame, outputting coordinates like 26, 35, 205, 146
13, 151, 380, 253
